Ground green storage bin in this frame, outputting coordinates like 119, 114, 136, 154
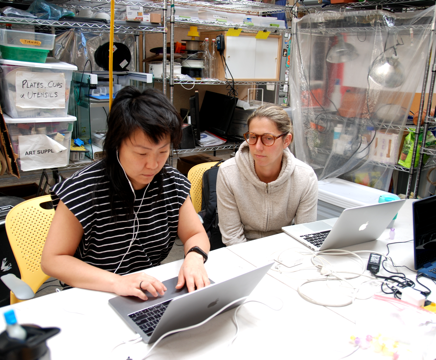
0, 45, 49, 63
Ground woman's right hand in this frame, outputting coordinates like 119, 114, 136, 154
113, 272, 167, 300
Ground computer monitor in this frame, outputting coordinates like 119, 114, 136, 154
199, 91, 237, 137
189, 91, 201, 142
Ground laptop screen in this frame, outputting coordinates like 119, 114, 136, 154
413, 195, 436, 270
199, 91, 237, 137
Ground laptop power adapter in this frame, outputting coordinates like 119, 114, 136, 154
367, 253, 382, 275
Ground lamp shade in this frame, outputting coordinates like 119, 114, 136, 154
369, 54, 405, 88
326, 34, 358, 64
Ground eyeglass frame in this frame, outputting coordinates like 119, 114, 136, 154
243, 131, 289, 147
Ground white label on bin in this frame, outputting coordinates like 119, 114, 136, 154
18, 134, 67, 171
15, 71, 66, 109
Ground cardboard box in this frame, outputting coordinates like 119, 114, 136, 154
0, 105, 19, 178
146, 13, 161, 24
126, 6, 143, 21
177, 154, 223, 176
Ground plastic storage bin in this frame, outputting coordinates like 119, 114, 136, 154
174, 7, 199, 20
0, 58, 77, 118
0, 29, 55, 63
4, 114, 76, 172
199, 10, 232, 23
317, 178, 395, 220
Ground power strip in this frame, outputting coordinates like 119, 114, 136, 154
216, 34, 225, 55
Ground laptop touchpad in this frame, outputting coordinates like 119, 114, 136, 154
304, 221, 331, 232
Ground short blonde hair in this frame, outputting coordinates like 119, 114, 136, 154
247, 105, 293, 136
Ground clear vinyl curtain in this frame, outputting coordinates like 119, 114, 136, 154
289, 7, 435, 191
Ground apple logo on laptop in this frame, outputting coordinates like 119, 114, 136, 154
208, 298, 219, 308
359, 222, 368, 231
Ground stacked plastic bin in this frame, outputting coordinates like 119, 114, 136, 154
0, 29, 78, 172
317, 178, 396, 220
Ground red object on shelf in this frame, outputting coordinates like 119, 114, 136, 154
301, 89, 324, 108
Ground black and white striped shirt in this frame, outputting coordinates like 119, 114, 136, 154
50, 161, 190, 275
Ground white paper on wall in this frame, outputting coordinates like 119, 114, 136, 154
18, 134, 67, 171
15, 71, 66, 109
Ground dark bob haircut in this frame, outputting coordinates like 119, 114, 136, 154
101, 86, 183, 217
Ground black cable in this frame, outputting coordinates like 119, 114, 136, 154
384, 240, 415, 272
357, 30, 367, 43
416, 273, 431, 298
374, 240, 433, 300
78, 58, 92, 104
220, 53, 238, 98
376, 274, 415, 299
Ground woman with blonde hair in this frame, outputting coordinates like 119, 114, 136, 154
217, 104, 318, 246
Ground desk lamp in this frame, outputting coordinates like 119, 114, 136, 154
326, 34, 358, 63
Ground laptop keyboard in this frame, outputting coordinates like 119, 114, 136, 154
300, 230, 331, 248
129, 300, 171, 337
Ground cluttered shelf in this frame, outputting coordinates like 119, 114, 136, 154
295, 0, 433, 10
60, 0, 163, 11
172, 0, 287, 15
295, 23, 431, 35
309, 147, 434, 173
0, 16, 165, 34
59, 0, 287, 15
154, 78, 286, 85
173, 19, 288, 34
302, 111, 435, 132
172, 143, 241, 156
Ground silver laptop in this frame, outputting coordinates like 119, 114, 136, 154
109, 263, 273, 343
282, 200, 405, 251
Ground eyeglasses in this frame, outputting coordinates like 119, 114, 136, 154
243, 132, 288, 147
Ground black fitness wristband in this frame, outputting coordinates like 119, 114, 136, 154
185, 246, 208, 264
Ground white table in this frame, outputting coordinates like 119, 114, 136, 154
1, 199, 435, 360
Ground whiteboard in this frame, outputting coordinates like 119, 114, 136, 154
255, 37, 279, 79
226, 35, 279, 80
226, 36, 256, 79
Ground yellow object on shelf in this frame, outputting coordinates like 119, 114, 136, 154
187, 26, 199, 39
70, 140, 86, 152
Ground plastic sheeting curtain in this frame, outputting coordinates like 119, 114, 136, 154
290, 7, 435, 191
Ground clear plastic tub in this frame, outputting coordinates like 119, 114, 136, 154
243, 16, 263, 26
199, 10, 231, 23
4, 114, 76, 171
261, 18, 286, 29
174, 7, 199, 20
0, 58, 77, 118
0, 29, 55, 63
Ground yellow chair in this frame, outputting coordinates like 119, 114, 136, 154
187, 162, 220, 213
1, 195, 54, 304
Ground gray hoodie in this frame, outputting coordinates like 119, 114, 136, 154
217, 142, 318, 246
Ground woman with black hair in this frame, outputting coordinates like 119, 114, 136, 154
42, 87, 210, 300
